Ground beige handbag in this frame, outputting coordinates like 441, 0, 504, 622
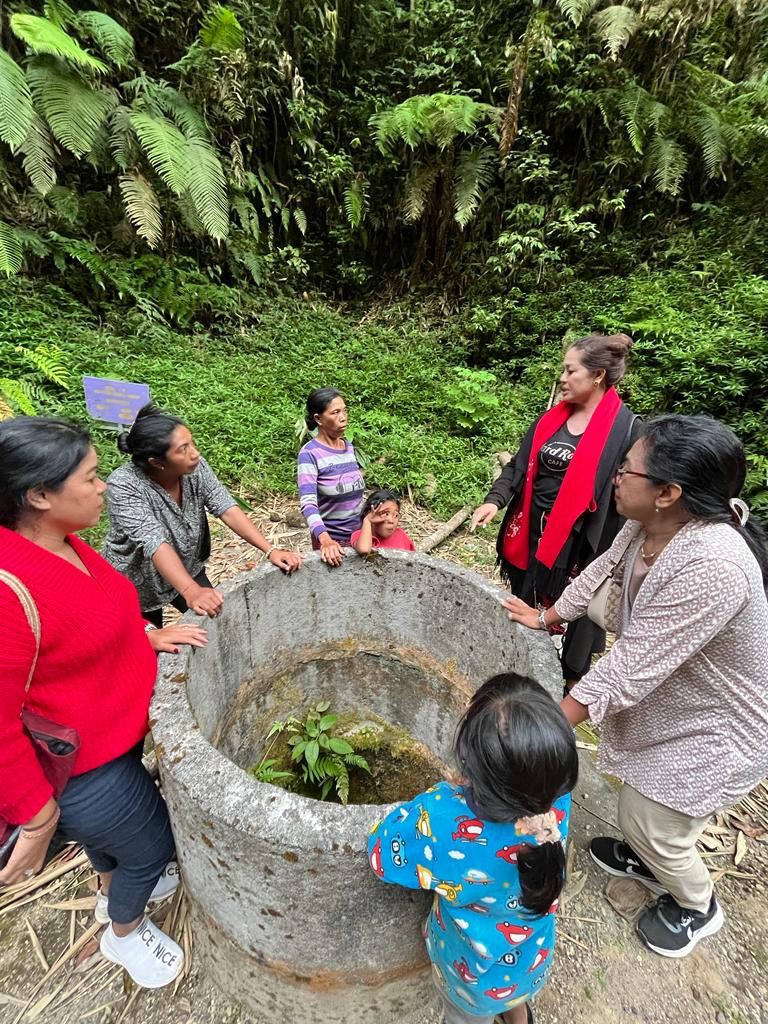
586, 528, 637, 632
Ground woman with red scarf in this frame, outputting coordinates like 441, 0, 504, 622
471, 334, 639, 685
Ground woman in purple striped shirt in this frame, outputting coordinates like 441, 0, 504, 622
297, 388, 365, 566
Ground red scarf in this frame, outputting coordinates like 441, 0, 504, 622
503, 387, 622, 571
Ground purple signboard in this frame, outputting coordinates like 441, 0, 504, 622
82, 376, 151, 426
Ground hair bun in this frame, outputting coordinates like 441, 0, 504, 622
117, 431, 132, 454
607, 332, 633, 353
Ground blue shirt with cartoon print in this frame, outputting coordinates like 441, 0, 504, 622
367, 782, 570, 1017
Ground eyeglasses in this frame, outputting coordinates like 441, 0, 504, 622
615, 465, 652, 480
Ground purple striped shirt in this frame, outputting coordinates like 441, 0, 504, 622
297, 438, 364, 543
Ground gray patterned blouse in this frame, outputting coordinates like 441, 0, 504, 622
559, 520, 768, 817
102, 458, 236, 613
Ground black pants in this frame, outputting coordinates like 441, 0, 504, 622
57, 744, 175, 924
143, 570, 212, 629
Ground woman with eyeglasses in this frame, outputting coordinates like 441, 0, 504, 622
505, 415, 768, 960
471, 334, 639, 687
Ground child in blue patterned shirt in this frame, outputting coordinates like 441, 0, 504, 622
367, 674, 578, 1023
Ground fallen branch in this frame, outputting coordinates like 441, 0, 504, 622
416, 504, 473, 554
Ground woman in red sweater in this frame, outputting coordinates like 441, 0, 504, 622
0, 417, 207, 988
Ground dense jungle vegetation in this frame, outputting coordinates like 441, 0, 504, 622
1, 1, 766, 514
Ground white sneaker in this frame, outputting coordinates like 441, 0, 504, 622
100, 917, 184, 988
95, 860, 181, 924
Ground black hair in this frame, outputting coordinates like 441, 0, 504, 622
454, 673, 578, 916
362, 488, 401, 517
305, 387, 343, 432
640, 414, 768, 588
117, 402, 185, 472
568, 333, 633, 388
0, 417, 92, 528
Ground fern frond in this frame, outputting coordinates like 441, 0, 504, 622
343, 753, 370, 771
130, 112, 188, 195
146, 84, 210, 141
691, 104, 728, 177
556, 0, 601, 26
402, 164, 439, 222
21, 114, 57, 193
617, 84, 668, 153
453, 148, 496, 228
11, 14, 108, 73
75, 11, 135, 69
199, 5, 244, 53
186, 138, 229, 240
591, 5, 642, 61
119, 172, 163, 248
47, 184, 80, 225
293, 206, 307, 235
0, 378, 36, 413
343, 177, 366, 228
108, 105, 139, 169
335, 770, 350, 804
28, 56, 116, 157
0, 221, 23, 276
15, 344, 71, 387
43, 2, 75, 28
0, 48, 34, 151
48, 231, 109, 286
647, 135, 687, 195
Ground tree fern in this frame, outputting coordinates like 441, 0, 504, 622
371, 94, 496, 154
199, 5, 244, 53
11, 14, 108, 73
119, 172, 163, 248
75, 11, 135, 70
592, 5, 642, 60
0, 48, 34, 151
130, 112, 188, 195
691, 104, 731, 177
647, 135, 687, 194
403, 164, 438, 222
186, 138, 229, 240
453, 148, 496, 228
28, 56, 116, 157
557, 0, 601, 26
0, 220, 23, 275
108, 105, 139, 169
617, 83, 669, 153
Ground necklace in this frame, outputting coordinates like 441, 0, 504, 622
641, 543, 661, 561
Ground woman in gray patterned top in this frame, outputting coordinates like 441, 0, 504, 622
103, 404, 302, 627
505, 415, 768, 961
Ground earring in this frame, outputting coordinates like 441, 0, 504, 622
654, 506, 660, 513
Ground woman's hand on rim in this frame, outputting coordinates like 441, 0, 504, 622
268, 548, 303, 574
150, 623, 209, 654
319, 539, 344, 566
502, 595, 541, 630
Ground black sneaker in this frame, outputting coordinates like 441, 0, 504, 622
636, 893, 724, 958
589, 836, 668, 894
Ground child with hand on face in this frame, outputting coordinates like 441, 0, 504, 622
351, 489, 416, 554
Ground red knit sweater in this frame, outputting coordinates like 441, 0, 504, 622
0, 527, 158, 824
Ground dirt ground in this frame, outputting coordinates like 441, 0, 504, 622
1, 499, 766, 1024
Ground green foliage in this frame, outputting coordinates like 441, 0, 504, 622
11, 14, 108, 72
199, 5, 243, 54
267, 702, 371, 804
442, 368, 502, 435
74, 11, 135, 69
0, 337, 71, 418
0, 48, 34, 150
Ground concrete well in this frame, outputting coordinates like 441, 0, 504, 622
151, 550, 562, 1024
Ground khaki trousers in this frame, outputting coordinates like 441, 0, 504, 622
618, 784, 713, 914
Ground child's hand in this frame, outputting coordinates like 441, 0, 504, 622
366, 506, 388, 526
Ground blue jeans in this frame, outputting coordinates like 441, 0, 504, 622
57, 743, 175, 924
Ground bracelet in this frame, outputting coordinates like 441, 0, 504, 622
144, 622, 158, 633
537, 608, 548, 630
264, 546, 275, 558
